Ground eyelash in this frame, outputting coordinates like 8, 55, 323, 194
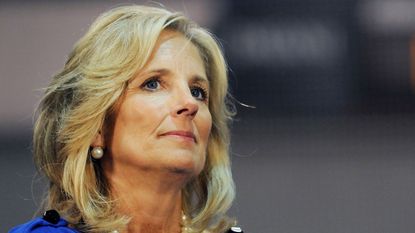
140, 76, 209, 102
191, 85, 209, 101
141, 76, 163, 91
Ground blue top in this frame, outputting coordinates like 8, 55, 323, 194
8, 217, 80, 233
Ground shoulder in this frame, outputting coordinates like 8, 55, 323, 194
8, 210, 79, 233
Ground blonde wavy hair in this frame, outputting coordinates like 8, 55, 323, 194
33, 4, 235, 233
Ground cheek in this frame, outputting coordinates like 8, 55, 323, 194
198, 108, 212, 145
123, 94, 168, 124
110, 95, 168, 152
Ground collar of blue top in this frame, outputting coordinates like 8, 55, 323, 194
9, 209, 244, 233
8, 211, 78, 233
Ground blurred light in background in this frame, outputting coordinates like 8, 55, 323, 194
358, 0, 415, 35
227, 21, 345, 67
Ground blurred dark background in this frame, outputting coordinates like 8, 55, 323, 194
2, 0, 415, 232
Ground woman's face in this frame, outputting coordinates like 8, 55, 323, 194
106, 30, 212, 176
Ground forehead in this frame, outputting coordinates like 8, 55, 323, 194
142, 30, 207, 79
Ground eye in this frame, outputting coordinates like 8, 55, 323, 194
141, 77, 161, 91
190, 86, 208, 101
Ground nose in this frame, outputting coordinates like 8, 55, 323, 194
171, 89, 199, 118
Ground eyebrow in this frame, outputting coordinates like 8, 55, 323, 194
145, 68, 209, 84
192, 75, 209, 85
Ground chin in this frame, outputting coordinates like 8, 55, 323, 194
164, 156, 205, 176
167, 166, 195, 175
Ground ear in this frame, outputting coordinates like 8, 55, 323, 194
91, 130, 105, 148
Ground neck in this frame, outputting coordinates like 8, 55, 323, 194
103, 160, 190, 233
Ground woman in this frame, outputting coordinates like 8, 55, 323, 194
9, 4, 242, 233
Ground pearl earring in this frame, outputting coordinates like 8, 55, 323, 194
91, 147, 104, 159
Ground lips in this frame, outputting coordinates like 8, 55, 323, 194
160, 130, 197, 142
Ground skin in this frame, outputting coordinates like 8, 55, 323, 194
92, 30, 212, 233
